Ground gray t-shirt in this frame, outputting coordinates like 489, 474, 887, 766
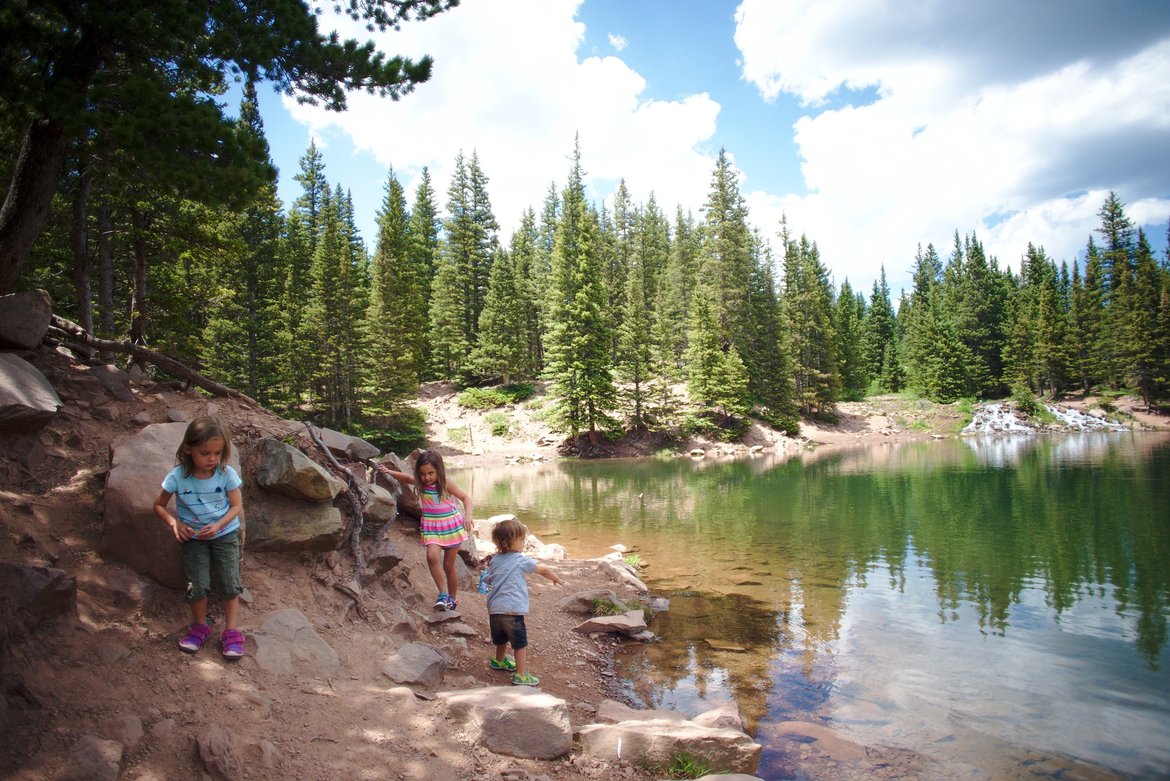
484, 551, 538, 615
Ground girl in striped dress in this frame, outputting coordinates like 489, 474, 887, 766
378, 451, 473, 610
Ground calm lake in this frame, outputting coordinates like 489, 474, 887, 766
457, 432, 1170, 780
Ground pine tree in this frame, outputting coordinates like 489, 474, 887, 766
470, 246, 529, 384
286, 143, 329, 404
835, 279, 868, 401
782, 226, 838, 412
864, 267, 899, 392
407, 167, 440, 378
544, 141, 616, 442
437, 151, 499, 378
364, 168, 420, 417
203, 82, 288, 407
743, 233, 797, 430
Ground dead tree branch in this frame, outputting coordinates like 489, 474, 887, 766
303, 423, 369, 579
46, 314, 259, 406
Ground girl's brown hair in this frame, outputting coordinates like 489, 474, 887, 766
491, 518, 527, 553
414, 449, 448, 497
176, 416, 232, 477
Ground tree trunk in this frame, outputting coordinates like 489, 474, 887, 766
0, 118, 71, 294
97, 204, 115, 361
129, 207, 149, 353
71, 158, 94, 344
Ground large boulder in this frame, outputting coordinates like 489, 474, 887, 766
438, 687, 572, 760
0, 289, 52, 349
255, 438, 346, 501
0, 352, 62, 432
576, 719, 761, 775
101, 422, 241, 589
246, 491, 342, 552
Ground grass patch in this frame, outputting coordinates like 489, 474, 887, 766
590, 598, 630, 616
446, 425, 469, 445
623, 552, 644, 570
457, 383, 536, 410
644, 751, 715, 780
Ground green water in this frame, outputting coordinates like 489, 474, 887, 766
458, 432, 1170, 780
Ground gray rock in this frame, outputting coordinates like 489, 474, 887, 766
363, 482, 397, 523
577, 719, 761, 775
196, 724, 243, 781
597, 699, 686, 724
59, 735, 122, 781
438, 686, 572, 760
558, 589, 625, 614
364, 536, 405, 581
102, 422, 241, 588
255, 438, 345, 501
693, 702, 745, 733
246, 490, 342, 552
0, 352, 62, 432
104, 713, 144, 753
316, 426, 379, 461
0, 289, 52, 349
773, 720, 867, 761
572, 609, 647, 637
0, 561, 76, 638
381, 642, 447, 687
86, 365, 135, 402
253, 608, 340, 678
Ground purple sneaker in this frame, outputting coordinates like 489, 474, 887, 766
178, 623, 211, 653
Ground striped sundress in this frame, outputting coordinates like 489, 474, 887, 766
419, 485, 469, 548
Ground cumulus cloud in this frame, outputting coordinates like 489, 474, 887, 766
735, 0, 1170, 288
283, 0, 718, 240
608, 32, 629, 52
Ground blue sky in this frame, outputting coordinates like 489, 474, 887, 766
251, 0, 1170, 297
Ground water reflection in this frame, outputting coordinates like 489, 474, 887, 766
459, 433, 1170, 778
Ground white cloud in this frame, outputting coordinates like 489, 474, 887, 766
735, 0, 1170, 289
283, 0, 719, 239
608, 32, 628, 52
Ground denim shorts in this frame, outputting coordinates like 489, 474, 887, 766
181, 530, 243, 601
489, 613, 529, 651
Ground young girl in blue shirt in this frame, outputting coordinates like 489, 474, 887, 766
153, 417, 245, 658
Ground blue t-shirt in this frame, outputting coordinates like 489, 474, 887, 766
161, 464, 243, 539
484, 551, 538, 615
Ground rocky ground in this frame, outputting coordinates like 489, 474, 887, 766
2, 344, 1166, 781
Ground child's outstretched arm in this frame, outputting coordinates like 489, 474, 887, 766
375, 464, 414, 485
534, 563, 563, 586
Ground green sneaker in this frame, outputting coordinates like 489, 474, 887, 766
511, 671, 540, 686
490, 656, 516, 671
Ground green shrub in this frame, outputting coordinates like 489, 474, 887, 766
446, 425, 469, 445
484, 411, 511, 437
348, 408, 428, 453
1011, 382, 1041, 417
457, 383, 536, 409
623, 552, 643, 569
680, 411, 748, 442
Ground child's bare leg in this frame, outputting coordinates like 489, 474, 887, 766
425, 544, 445, 591
443, 547, 460, 601
223, 595, 239, 630
514, 646, 528, 676
495, 643, 510, 663
190, 597, 208, 626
